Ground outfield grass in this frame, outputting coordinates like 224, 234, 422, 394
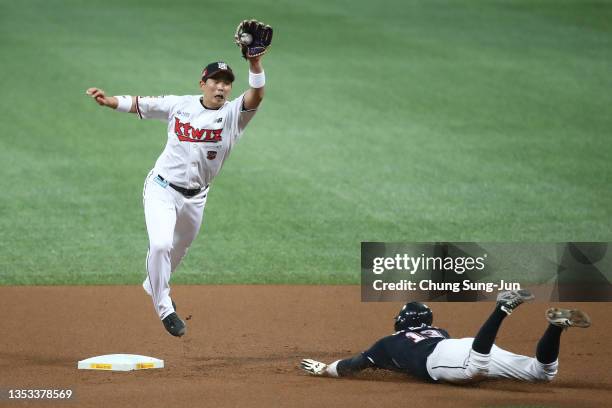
0, 0, 610, 284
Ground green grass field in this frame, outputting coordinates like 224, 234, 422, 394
0, 0, 610, 284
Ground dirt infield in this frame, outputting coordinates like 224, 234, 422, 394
0, 286, 609, 407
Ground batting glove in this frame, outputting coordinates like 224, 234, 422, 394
300, 359, 328, 376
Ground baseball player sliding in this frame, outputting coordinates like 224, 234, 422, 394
301, 290, 591, 383
86, 20, 273, 337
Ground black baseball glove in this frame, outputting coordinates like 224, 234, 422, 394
234, 19, 273, 59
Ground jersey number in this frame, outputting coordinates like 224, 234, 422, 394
404, 329, 445, 343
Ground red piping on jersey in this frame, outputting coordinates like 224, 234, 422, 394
136, 96, 142, 119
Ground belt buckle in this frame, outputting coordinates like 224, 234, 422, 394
185, 188, 199, 198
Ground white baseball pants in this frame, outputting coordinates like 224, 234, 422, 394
141, 171, 208, 320
426, 338, 558, 383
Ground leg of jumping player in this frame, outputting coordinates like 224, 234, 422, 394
143, 175, 177, 321
143, 189, 208, 305
169, 189, 208, 274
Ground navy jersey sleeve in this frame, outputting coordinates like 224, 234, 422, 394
336, 354, 374, 376
362, 338, 390, 367
334, 338, 387, 376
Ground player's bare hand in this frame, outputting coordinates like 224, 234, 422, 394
86, 87, 110, 106
300, 359, 328, 376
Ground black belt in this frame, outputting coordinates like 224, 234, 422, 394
157, 175, 207, 198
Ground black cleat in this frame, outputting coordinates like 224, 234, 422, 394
546, 308, 591, 329
496, 290, 535, 315
162, 312, 186, 337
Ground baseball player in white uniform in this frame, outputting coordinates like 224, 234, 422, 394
86, 20, 273, 337
301, 290, 592, 384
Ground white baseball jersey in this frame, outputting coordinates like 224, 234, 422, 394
136, 93, 256, 188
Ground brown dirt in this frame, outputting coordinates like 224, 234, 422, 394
0, 286, 610, 407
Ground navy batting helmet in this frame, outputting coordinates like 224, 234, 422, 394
394, 302, 433, 331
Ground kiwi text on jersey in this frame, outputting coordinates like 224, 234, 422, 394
174, 117, 222, 143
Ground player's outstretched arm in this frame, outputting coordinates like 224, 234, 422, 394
234, 19, 271, 111
301, 354, 374, 378
85, 88, 137, 113
242, 56, 265, 111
